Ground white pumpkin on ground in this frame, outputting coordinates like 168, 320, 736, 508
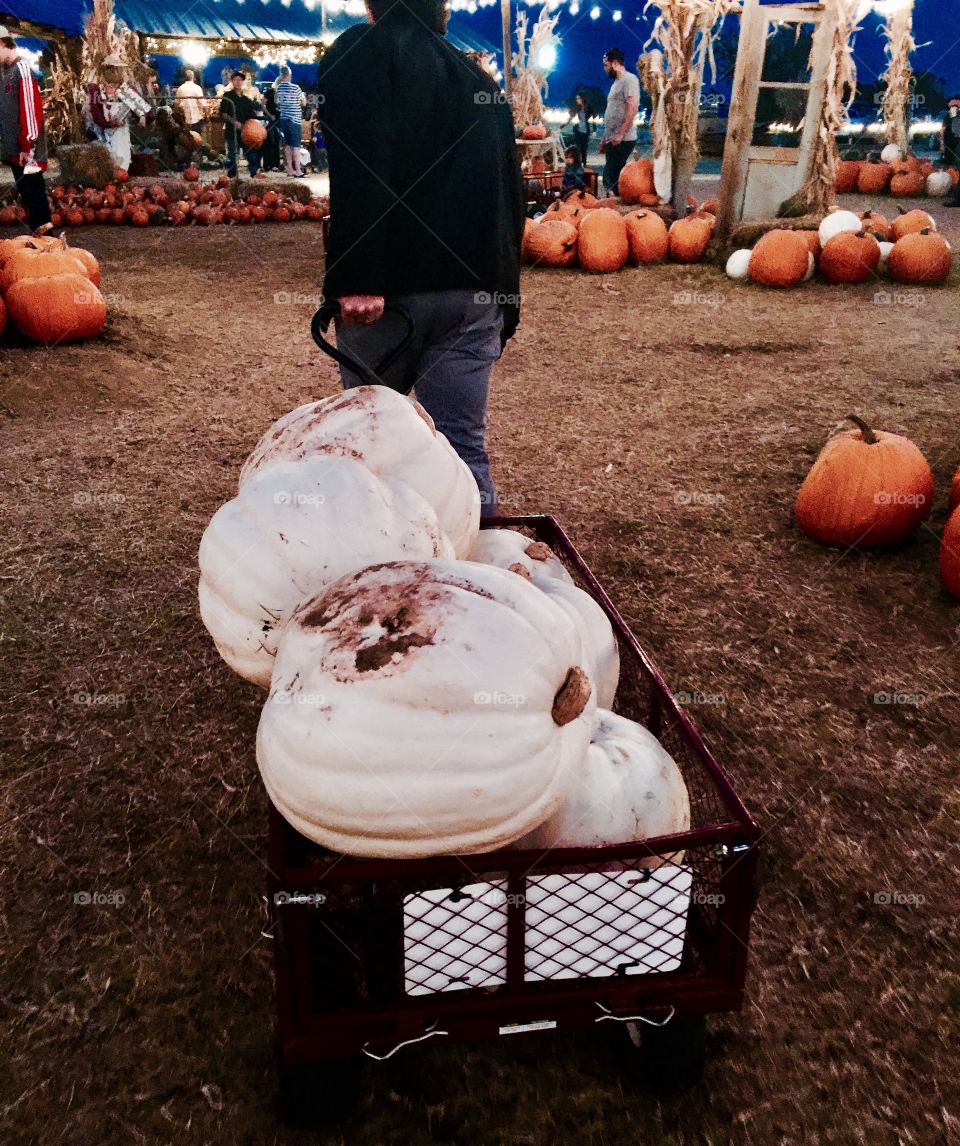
926, 171, 954, 197
467, 529, 620, 708
198, 456, 453, 687
257, 559, 598, 858
240, 385, 480, 558
878, 240, 894, 270
516, 709, 690, 853
725, 249, 752, 280
818, 209, 862, 247
880, 143, 902, 165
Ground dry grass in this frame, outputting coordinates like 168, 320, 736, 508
1, 194, 959, 1145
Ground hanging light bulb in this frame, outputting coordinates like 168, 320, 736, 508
537, 44, 558, 71
612, 9, 621, 19
569, 0, 579, 12
589, 5, 600, 18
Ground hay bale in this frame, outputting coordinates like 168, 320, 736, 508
236, 177, 312, 205
55, 143, 115, 189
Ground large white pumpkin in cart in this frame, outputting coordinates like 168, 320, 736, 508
198, 456, 452, 687
240, 385, 480, 557
517, 709, 690, 852
257, 559, 598, 858
468, 529, 620, 709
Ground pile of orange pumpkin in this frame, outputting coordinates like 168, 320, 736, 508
796, 415, 960, 600
727, 205, 953, 289
0, 175, 330, 230
523, 185, 717, 274
0, 229, 106, 346
835, 152, 959, 199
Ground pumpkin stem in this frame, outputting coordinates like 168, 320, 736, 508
847, 415, 878, 445
552, 666, 592, 726
33, 223, 53, 237
896, 205, 907, 216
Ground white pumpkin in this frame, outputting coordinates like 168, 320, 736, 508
240, 386, 480, 558
198, 456, 453, 687
818, 209, 862, 247
725, 248, 752, 280
926, 171, 954, 197
878, 240, 894, 270
257, 560, 598, 858
467, 529, 620, 708
517, 709, 690, 852
880, 143, 902, 165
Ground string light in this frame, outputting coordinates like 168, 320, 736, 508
589, 6, 601, 19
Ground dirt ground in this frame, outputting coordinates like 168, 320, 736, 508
2, 194, 959, 1146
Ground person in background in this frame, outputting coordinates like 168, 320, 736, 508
600, 47, 639, 197
262, 82, 282, 172
565, 91, 591, 166
86, 54, 144, 172
561, 145, 586, 191
275, 67, 307, 177
943, 97, 960, 207
220, 70, 262, 179
317, 0, 524, 515
175, 68, 205, 133
0, 26, 51, 230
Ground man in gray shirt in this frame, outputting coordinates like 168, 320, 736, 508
600, 47, 640, 197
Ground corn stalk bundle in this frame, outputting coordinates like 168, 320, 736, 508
785, 0, 863, 217
879, 5, 915, 153
47, 36, 85, 144
642, 0, 739, 169
510, 6, 561, 129
82, 0, 151, 86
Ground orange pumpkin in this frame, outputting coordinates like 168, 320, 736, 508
819, 230, 880, 284
524, 218, 578, 267
0, 238, 94, 294
5, 272, 107, 345
796, 415, 934, 548
887, 229, 953, 284
859, 209, 891, 241
668, 214, 712, 263
521, 123, 548, 140
577, 208, 629, 273
617, 159, 656, 205
835, 160, 861, 192
544, 199, 586, 227
890, 206, 936, 241
565, 188, 599, 211
241, 119, 267, 149
889, 169, 926, 198
799, 229, 821, 260
624, 209, 668, 265
939, 506, 960, 598
184, 165, 200, 183
114, 168, 129, 182
748, 229, 811, 288
856, 162, 892, 194
0, 229, 59, 268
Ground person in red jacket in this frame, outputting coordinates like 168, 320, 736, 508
0, 27, 51, 230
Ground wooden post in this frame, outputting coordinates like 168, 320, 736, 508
501, 0, 511, 99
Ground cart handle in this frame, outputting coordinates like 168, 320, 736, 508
594, 1002, 675, 1027
361, 1021, 449, 1061
311, 299, 416, 393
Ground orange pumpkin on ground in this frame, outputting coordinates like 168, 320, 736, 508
565, 188, 599, 210
624, 210, 668, 265
184, 165, 200, 182
859, 209, 891, 241
544, 199, 586, 227
6, 272, 107, 345
748, 229, 811, 288
799, 230, 821, 260
835, 160, 861, 192
856, 162, 892, 194
668, 215, 712, 263
796, 415, 934, 548
887, 229, 953, 284
819, 230, 881, 284
0, 238, 95, 293
889, 169, 926, 198
890, 207, 936, 241
617, 158, 655, 204
939, 506, 960, 598
0, 229, 59, 268
577, 208, 629, 273
524, 219, 578, 267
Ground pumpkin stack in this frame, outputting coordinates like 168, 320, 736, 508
0, 230, 106, 345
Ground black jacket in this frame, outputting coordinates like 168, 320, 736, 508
316, 5, 524, 339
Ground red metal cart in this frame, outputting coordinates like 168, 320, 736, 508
266, 514, 760, 1127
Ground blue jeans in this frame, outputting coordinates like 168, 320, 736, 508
335, 290, 504, 515
225, 126, 261, 178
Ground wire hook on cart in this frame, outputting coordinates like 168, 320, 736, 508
361, 1021, 450, 1061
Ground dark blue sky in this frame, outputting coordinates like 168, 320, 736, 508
450, 0, 960, 110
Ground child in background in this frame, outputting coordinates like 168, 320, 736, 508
561, 145, 586, 191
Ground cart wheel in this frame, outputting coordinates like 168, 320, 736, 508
623, 1013, 707, 1094
277, 1051, 364, 1128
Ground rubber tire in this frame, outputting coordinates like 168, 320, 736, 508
277, 1051, 364, 1128
624, 1013, 707, 1094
